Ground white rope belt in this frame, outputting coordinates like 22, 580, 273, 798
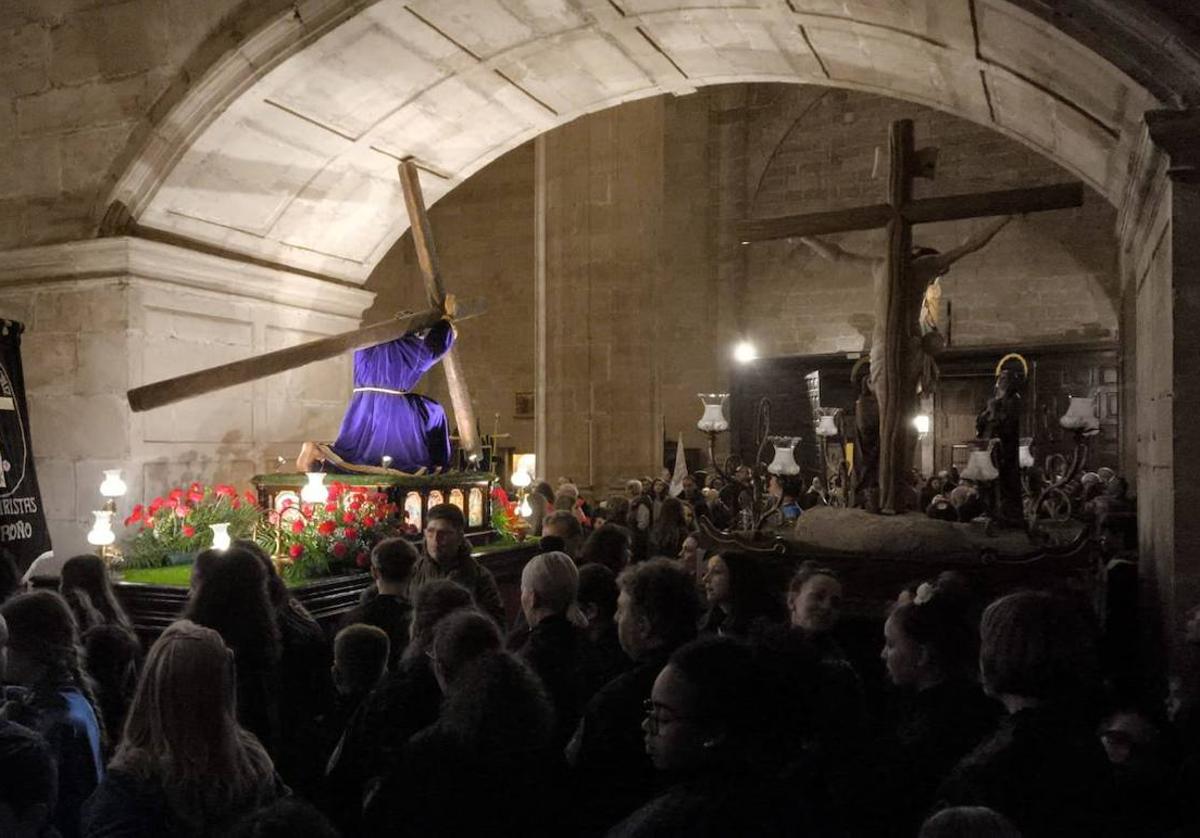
353, 386, 411, 396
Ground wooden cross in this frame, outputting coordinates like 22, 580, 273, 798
128, 163, 485, 464
737, 119, 1084, 514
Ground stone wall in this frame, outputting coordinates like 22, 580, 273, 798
0, 0, 257, 249
741, 86, 1119, 357
0, 238, 368, 558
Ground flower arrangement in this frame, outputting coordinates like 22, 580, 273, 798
123, 483, 261, 568
489, 487, 524, 543
260, 481, 411, 581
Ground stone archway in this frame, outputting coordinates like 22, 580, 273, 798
108, 0, 1162, 283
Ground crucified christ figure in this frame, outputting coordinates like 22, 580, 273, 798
797, 215, 1014, 510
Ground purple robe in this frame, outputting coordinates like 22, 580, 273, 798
327, 320, 455, 472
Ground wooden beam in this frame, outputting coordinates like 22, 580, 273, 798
902, 182, 1083, 225
127, 300, 487, 413
736, 203, 893, 243
736, 182, 1082, 244
398, 160, 483, 462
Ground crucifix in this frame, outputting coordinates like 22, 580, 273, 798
737, 119, 1083, 515
128, 161, 485, 469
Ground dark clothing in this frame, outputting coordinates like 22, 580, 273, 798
409, 542, 506, 628
514, 615, 585, 749
322, 656, 442, 835
606, 773, 798, 838
876, 679, 1001, 836
342, 589, 413, 669
4, 686, 103, 838
273, 599, 332, 796
576, 621, 632, 706
82, 766, 281, 838
647, 526, 688, 560
363, 723, 559, 838
937, 704, 1118, 838
568, 651, 671, 833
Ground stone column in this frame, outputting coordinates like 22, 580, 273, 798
1118, 108, 1200, 672
0, 237, 372, 558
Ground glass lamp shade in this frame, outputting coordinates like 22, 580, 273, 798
961, 445, 1000, 483
99, 469, 127, 498
1060, 396, 1099, 433
210, 523, 231, 551
767, 438, 800, 476
86, 510, 115, 546
300, 472, 329, 504
1018, 440, 1035, 469
815, 415, 839, 438
696, 394, 730, 433
381, 455, 394, 469
511, 470, 532, 489
517, 495, 533, 517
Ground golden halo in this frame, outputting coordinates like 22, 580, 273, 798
994, 353, 1029, 378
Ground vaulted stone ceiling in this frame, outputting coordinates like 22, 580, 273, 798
111, 0, 1160, 284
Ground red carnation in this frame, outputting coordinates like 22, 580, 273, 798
182, 525, 196, 538
168, 488, 184, 501
214, 484, 235, 498
231, 498, 241, 510
188, 489, 205, 504
163, 496, 178, 510
328, 482, 344, 500
289, 543, 304, 559
355, 551, 370, 568
331, 541, 348, 559
317, 520, 336, 537
361, 516, 376, 528
188, 481, 202, 494
290, 519, 305, 534
343, 527, 359, 541
124, 504, 144, 527
148, 497, 164, 513
342, 512, 355, 524
301, 503, 314, 519
325, 501, 339, 513
244, 489, 257, 506
349, 501, 363, 512
175, 505, 189, 518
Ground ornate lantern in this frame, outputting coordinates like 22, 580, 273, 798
767, 438, 800, 476
1060, 396, 1099, 433
300, 472, 329, 504
961, 440, 1000, 483
697, 394, 730, 433
815, 415, 839, 437
209, 523, 231, 551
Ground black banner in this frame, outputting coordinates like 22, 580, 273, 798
0, 320, 51, 571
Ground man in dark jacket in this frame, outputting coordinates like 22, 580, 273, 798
343, 537, 418, 668
409, 504, 506, 628
566, 558, 700, 832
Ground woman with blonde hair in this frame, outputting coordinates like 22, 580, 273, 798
83, 620, 282, 837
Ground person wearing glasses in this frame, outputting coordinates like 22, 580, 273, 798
608, 636, 794, 836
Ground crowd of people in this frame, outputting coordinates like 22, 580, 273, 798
0, 475, 1194, 837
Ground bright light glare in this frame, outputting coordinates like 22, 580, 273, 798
912, 414, 931, 435
733, 341, 758, 364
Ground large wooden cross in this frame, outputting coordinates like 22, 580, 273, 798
129, 162, 484, 463
737, 119, 1084, 514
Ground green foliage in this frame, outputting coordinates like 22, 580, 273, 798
122, 483, 261, 569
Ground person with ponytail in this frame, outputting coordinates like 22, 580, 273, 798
83, 621, 282, 837
1, 591, 104, 838
876, 577, 1000, 836
59, 556, 133, 634
512, 550, 588, 748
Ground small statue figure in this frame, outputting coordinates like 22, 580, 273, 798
975, 356, 1027, 526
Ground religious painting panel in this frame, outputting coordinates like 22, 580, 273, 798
449, 489, 465, 513
468, 487, 484, 527
427, 490, 444, 510
404, 491, 423, 531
